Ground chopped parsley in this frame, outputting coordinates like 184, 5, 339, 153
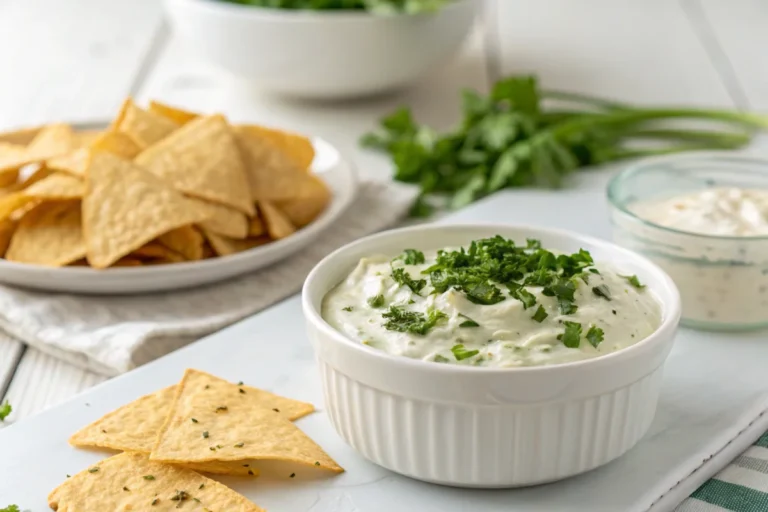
239, 388, 246, 394
531, 305, 548, 323
367, 294, 385, 308
151, 499, 159, 506
0, 400, 11, 421
458, 314, 479, 328
382, 306, 446, 335
557, 321, 583, 348
199, 484, 205, 490
202, 431, 209, 439
592, 284, 611, 300
433, 354, 450, 363
234, 442, 245, 448
190, 418, 198, 423
451, 344, 480, 361
143, 475, 155, 480
391, 267, 426, 293
558, 298, 578, 315
123, 486, 130, 492
290, 472, 296, 478
87, 467, 99, 473
622, 274, 646, 289
215, 406, 228, 413
170, 490, 190, 503
394, 249, 425, 265
508, 283, 537, 309
586, 325, 605, 348
314, 461, 321, 466
0, 506, 19, 512
342, 306, 353, 312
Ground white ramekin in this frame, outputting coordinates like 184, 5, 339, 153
302, 224, 681, 487
163, 0, 477, 99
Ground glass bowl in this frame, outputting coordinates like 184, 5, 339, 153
607, 152, 768, 331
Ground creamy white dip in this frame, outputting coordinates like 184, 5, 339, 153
620, 187, 768, 328
322, 240, 661, 367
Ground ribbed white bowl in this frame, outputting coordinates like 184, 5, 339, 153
303, 224, 681, 487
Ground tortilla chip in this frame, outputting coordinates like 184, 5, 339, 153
0, 219, 16, 257
72, 130, 103, 148
112, 98, 179, 148
0, 168, 17, 188
48, 131, 142, 176
248, 214, 265, 237
235, 126, 319, 202
48, 452, 265, 512
150, 369, 342, 475
5, 201, 85, 266
83, 152, 210, 269
260, 201, 296, 240
203, 230, 270, 257
238, 124, 315, 170
0, 142, 33, 174
0, 125, 42, 146
25, 172, 85, 199
132, 242, 185, 263
46, 148, 89, 176
274, 174, 330, 228
188, 197, 249, 239
149, 100, 199, 125
135, 115, 254, 216
0, 193, 33, 222
70, 382, 313, 454
19, 165, 54, 189
112, 257, 143, 267
157, 225, 204, 261
26, 123, 75, 160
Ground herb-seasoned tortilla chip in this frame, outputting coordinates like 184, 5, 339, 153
0, 219, 16, 256
157, 225, 204, 261
48, 452, 265, 512
149, 100, 199, 125
69, 381, 313, 454
203, 230, 269, 257
135, 115, 254, 216
273, 174, 330, 227
83, 152, 210, 269
0, 125, 42, 146
260, 201, 296, 240
187, 197, 249, 239
150, 369, 342, 475
112, 98, 179, 148
237, 124, 315, 170
5, 201, 85, 266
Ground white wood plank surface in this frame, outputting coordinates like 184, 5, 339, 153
0, 334, 23, 405
494, 0, 734, 107
695, 0, 768, 110
0, 0, 165, 129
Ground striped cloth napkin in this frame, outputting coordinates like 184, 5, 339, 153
0, 181, 416, 376
677, 431, 768, 512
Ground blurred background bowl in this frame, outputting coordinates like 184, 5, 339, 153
163, 0, 477, 100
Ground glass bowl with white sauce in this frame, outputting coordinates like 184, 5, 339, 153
608, 152, 768, 331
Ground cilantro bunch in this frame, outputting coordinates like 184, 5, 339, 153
362, 75, 768, 216
220, 0, 450, 14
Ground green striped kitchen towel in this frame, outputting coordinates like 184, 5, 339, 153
677, 431, 768, 511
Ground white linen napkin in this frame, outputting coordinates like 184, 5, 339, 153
0, 182, 416, 376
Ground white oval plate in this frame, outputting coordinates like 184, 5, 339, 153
0, 136, 358, 295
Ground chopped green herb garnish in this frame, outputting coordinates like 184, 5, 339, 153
314, 461, 321, 466
170, 490, 189, 502
451, 344, 480, 361
272, 408, 280, 412
367, 294, 385, 308
202, 431, 209, 439
558, 298, 578, 315
557, 321, 583, 348
151, 498, 159, 506
290, 472, 296, 478
586, 325, 605, 348
123, 486, 130, 491
433, 354, 450, 363
458, 314, 480, 328
531, 305, 548, 323
382, 306, 446, 335
391, 267, 426, 293
190, 418, 198, 423
0, 506, 20, 512
342, 306, 353, 312
508, 283, 537, 309
199, 483, 204, 490
234, 442, 245, 448
0, 400, 11, 421
143, 475, 156, 480
215, 406, 228, 412
592, 284, 612, 300
394, 248, 426, 265
88, 467, 99, 473
622, 274, 646, 289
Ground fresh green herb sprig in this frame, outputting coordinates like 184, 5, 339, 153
0, 400, 10, 421
0, 506, 19, 512
362, 75, 768, 216
220, 0, 450, 15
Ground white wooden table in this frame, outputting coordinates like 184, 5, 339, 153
0, 0, 765, 467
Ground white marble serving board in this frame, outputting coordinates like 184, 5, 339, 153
1, 171, 767, 512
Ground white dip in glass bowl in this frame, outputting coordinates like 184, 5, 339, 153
302, 224, 680, 487
608, 152, 768, 331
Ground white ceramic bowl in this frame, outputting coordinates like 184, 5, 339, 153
303, 224, 681, 487
163, 0, 477, 99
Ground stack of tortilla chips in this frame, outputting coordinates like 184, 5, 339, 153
49, 369, 342, 511
0, 100, 330, 268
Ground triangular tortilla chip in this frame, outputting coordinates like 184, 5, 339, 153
0, 219, 16, 257
203, 230, 270, 257
48, 452, 265, 512
48, 131, 142, 176
260, 200, 296, 240
0, 141, 33, 174
0, 173, 84, 222
72, 129, 103, 148
112, 98, 179, 148
237, 124, 315, 170
69, 382, 314, 453
150, 369, 342, 475
235, 126, 319, 202
157, 225, 205, 261
0, 125, 42, 146
149, 100, 199, 125
187, 197, 249, 239
83, 152, 210, 268
46, 148, 89, 176
5, 201, 85, 266
25, 123, 75, 160
135, 115, 254, 216
273, 173, 330, 227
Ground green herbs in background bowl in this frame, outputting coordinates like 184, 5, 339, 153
361, 75, 768, 216
218, 0, 451, 14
